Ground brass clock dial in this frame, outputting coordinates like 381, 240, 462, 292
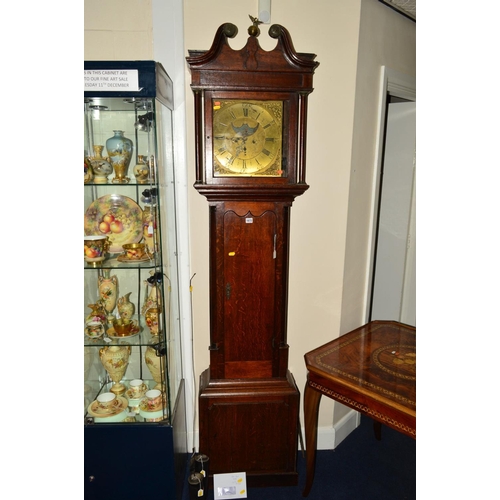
212, 99, 283, 176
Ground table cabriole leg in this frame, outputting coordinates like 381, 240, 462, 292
302, 379, 322, 497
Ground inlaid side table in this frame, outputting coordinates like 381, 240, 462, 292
302, 320, 416, 496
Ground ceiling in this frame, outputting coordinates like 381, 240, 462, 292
380, 0, 416, 21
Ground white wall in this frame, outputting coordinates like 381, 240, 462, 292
84, 0, 416, 450
84, 0, 154, 59
183, 0, 363, 449
337, 0, 416, 423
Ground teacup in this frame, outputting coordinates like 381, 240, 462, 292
122, 242, 146, 260
128, 379, 145, 398
96, 392, 116, 410
85, 320, 105, 339
112, 318, 133, 337
145, 389, 162, 410
84, 235, 109, 265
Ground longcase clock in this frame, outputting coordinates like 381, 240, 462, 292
187, 18, 319, 487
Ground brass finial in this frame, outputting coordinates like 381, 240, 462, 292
248, 14, 262, 37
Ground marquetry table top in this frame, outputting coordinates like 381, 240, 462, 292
305, 320, 416, 419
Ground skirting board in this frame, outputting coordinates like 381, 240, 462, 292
300, 409, 361, 451
190, 408, 361, 453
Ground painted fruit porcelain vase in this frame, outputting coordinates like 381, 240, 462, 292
99, 344, 131, 395
106, 130, 133, 184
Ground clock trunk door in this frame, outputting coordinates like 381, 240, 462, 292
223, 209, 277, 378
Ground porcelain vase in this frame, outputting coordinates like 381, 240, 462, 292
142, 281, 161, 315
98, 270, 118, 322
86, 302, 107, 325
117, 292, 135, 321
133, 155, 150, 184
84, 158, 93, 184
145, 307, 160, 336
144, 344, 165, 391
99, 344, 131, 395
89, 145, 112, 183
106, 130, 133, 184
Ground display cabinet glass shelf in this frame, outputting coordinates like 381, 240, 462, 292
84, 61, 186, 500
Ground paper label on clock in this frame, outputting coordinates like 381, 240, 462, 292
84, 70, 139, 91
245, 218, 253, 223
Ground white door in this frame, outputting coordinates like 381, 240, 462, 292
370, 100, 416, 326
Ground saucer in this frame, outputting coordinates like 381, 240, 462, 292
85, 331, 104, 340
88, 396, 128, 419
94, 409, 129, 423
138, 402, 165, 422
140, 413, 164, 422
139, 397, 164, 413
117, 253, 152, 263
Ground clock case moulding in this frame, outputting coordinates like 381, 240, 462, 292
187, 22, 319, 201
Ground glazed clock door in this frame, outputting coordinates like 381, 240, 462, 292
223, 207, 277, 378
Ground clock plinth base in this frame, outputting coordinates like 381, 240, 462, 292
198, 368, 300, 487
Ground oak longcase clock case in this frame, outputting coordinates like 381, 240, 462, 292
187, 21, 318, 487
84, 61, 186, 500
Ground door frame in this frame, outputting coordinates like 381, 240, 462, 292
365, 66, 416, 322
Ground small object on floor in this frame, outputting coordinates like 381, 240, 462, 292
188, 472, 205, 499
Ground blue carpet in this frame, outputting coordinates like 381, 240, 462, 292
183, 415, 416, 499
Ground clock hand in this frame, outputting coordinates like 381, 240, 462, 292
234, 134, 251, 156
235, 143, 248, 156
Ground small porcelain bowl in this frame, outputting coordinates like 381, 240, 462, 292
85, 320, 105, 339
122, 242, 146, 260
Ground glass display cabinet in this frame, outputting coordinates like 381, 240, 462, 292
84, 61, 186, 500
